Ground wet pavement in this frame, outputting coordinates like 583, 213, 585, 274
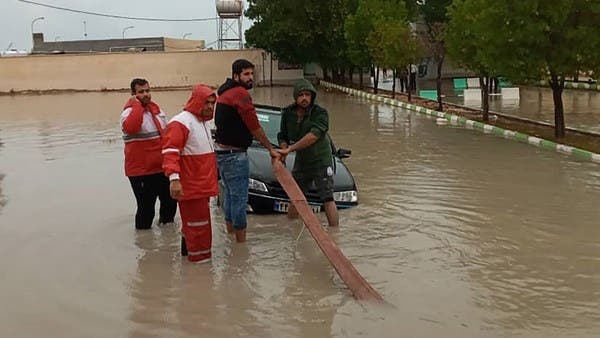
1, 87, 599, 337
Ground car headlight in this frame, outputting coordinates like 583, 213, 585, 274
333, 190, 357, 202
248, 178, 268, 192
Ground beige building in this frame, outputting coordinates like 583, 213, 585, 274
0, 49, 303, 93
32, 33, 205, 54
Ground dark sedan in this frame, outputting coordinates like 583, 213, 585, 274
218, 104, 358, 214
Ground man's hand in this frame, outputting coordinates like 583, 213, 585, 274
276, 147, 291, 158
170, 180, 183, 200
278, 142, 289, 163
275, 148, 290, 166
269, 148, 281, 160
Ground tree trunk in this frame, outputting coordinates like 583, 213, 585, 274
270, 57, 273, 87
436, 55, 444, 111
550, 73, 565, 138
359, 67, 364, 89
372, 66, 379, 94
322, 66, 329, 81
348, 66, 354, 86
479, 76, 489, 122
391, 69, 396, 99
407, 65, 412, 102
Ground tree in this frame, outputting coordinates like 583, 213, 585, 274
344, 0, 373, 89
417, 0, 453, 111
368, 16, 421, 99
246, 0, 352, 80
344, 0, 386, 91
464, 0, 600, 138
446, 0, 499, 121
346, 0, 413, 93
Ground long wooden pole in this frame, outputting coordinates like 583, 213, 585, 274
272, 160, 383, 302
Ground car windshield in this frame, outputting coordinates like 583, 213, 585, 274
256, 109, 281, 145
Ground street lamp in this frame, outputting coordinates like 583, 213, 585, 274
83, 21, 87, 39
122, 26, 134, 39
31, 16, 45, 34
182, 33, 192, 39
30, 16, 45, 52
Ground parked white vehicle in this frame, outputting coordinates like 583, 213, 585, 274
0, 49, 28, 57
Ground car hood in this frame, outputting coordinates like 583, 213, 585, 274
247, 146, 356, 190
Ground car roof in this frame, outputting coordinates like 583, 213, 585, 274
255, 104, 282, 116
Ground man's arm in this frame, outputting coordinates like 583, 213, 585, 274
120, 97, 144, 134
280, 132, 318, 154
277, 107, 328, 155
234, 89, 279, 158
251, 127, 279, 158
162, 121, 189, 199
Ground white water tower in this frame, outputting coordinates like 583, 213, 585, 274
216, 0, 244, 50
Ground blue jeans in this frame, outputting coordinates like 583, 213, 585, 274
217, 152, 249, 230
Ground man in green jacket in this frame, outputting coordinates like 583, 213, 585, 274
276, 79, 338, 227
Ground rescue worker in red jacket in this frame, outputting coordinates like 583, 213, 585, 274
162, 85, 218, 263
120, 78, 177, 229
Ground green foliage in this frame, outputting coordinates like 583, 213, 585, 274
367, 13, 420, 72
346, 0, 416, 68
476, 0, 600, 83
446, 0, 495, 77
245, 0, 351, 67
417, 0, 453, 50
419, 0, 453, 24
446, 0, 600, 136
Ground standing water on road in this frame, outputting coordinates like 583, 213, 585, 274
1, 87, 599, 337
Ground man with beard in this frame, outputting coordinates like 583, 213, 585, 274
120, 78, 177, 229
276, 79, 339, 227
214, 59, 279, 243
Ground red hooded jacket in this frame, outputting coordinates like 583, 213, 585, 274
120, 98, 167, 177
162, 85, 218, 200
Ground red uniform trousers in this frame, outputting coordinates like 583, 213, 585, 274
179, 198, 212, 262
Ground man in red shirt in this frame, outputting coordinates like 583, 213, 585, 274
120, 78, 177, 229
214, 59, 279, 243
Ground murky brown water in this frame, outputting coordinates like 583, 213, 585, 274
379, 78, 600, 133
1, 87, 600, 337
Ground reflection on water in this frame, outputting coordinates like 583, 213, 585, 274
0, 136, 6, 213
0, 88, 599, 337
378, 79, 600, 133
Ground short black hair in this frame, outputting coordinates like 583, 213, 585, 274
232, 59, 254, 77
130, 78, 148, 93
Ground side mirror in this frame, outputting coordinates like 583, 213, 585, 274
336, 148, 351, 159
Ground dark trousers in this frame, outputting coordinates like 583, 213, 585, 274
399, 77, 407, 92
410, 73, 417, 90
128, 173, 177, 229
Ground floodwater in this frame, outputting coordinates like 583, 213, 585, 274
378, 77, 600, 133
1, 87, 599, 337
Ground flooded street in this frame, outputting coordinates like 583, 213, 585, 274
378, 78, 600, 133
1, 87, 600, 337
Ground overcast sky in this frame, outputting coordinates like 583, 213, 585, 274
1, 0, 253, 51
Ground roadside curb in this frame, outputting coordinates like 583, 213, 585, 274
537, 80, 599, 91
320, 80, 600, 164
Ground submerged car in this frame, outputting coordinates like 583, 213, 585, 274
218, 104, 358, 214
